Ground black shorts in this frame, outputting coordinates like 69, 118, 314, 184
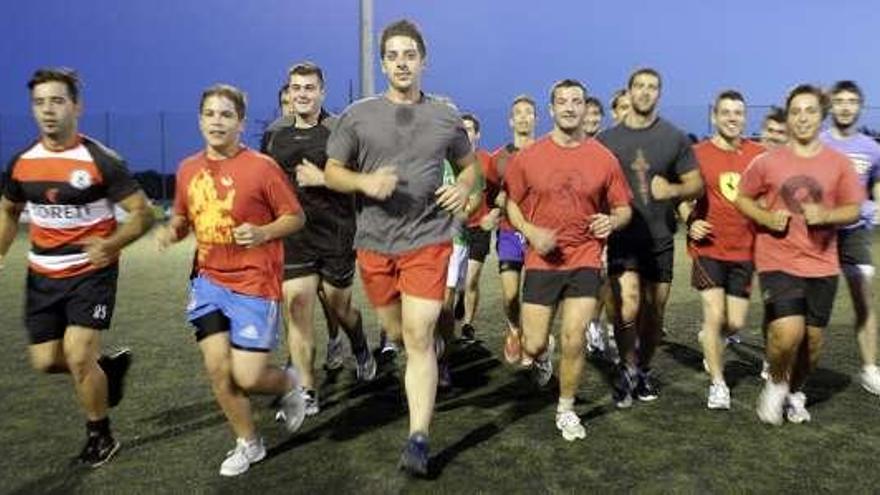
522, 268, 602, 306
838, 228, 872, 267
608, 241, 674, 283
691, 256, 754, 298
284, 232, 355, 288
25, 265, 119, 344
759, 271, 838, 328
466, 226, 491, 263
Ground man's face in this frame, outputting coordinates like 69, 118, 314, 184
611, 93, 631, 124
760, 119, 788, 147
381, 36, 424, 93
830, 89, 862, 129
463, 119, 479, 151
712, 98, 746, 141
31, 81, 80, 142
509, 101, 536, 137
787, 93, 823, 144
289, 73, 324, 119
629, 73, 660, 116
551, 86, 586, 134
582, 102, 603, 136
199, 95, 244, 150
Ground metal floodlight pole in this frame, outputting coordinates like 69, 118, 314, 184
359, 0, 374, 98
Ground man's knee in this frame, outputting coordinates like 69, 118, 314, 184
231, 366, 261, 391
29, 346, 66, 374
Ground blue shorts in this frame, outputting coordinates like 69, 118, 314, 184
496, 229, 525, 272
186, 275, 280, 352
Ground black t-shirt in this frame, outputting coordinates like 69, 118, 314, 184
597, 117, 698, 251
262, 111, 356, 247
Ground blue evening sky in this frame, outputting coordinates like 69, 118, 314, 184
2, 0, 878, 169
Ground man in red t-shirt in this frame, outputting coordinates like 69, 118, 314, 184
678, 90, 765, 410
736, 84, 863, 425
459, 113, 496, 343
506, 79, 632, 441
157, 84, 307, 476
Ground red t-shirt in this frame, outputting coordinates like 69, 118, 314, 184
505, 136, 632, 270
738, 144, 864, 277
690, 139, 766, 261
173, 147, 302, 300
466, 149, 497, 228
492, 143, 525, 231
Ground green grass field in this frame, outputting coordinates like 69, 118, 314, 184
2, 229, 880, 494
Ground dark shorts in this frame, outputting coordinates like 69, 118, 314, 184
467, 226, 492, 263
838, 228, 872, 267
522, 268, 602, 306
759, 271, 838, 328
496, 229, 524, 272
284, 232, 355, 288
25, 265, 119, 345
691, 256, 754, 298
608, 241, 674, 283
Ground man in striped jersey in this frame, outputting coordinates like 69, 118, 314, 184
0, 67, 154, 467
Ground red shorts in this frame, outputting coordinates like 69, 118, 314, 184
357, 242, 453, 307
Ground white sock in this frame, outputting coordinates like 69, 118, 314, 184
557, 397, 575, 413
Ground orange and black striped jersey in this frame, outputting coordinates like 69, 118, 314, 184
3, 135, 141, 278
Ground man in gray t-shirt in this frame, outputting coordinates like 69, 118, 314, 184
324, 19, 481, 477
596, 67, 703, 408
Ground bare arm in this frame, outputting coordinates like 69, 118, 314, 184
436, 152, 483, 213
233, 212, 305, 248
588, 205, 632, 239
324, 159, 398, 199
506, 196, 555, 255
735, 194, 790, 232
802, 202, 860, 227
156, 213, 190, 250
0, 198, 24, 267
82, 191, 154, 268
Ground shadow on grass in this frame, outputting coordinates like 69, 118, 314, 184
10, 461, 90, 495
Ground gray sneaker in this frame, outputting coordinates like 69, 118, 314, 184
531, 336, 555, 387
325, 334, 345, 370
356, 349, 377, 382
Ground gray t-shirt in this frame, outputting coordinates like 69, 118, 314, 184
597, 117, 698, 251
327, 94, 472, 254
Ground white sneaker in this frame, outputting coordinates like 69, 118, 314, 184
860, 365, 880, 396
325, 334, 345, 370
756, 380, 789, 426
707, 382, 731, 410
784, 391, 811, 424
302, 388, 319, 417
277, 368, 306, 433
585, 320, 605, 354
555, 410, 586, 441
725, 333, 742, 345
760, 360, 770, 381
219, 437, 266, 477
604, 323, 619, 364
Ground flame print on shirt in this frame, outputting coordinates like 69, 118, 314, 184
719, 172, 741, 202
187, 169, 236, 261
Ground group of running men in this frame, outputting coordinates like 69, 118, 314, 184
2, 18, 879, 479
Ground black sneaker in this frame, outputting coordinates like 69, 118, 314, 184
77, 433, 121, 468
636, 369, 659, 402
613, 366, 636, 409
460, 323, 476, 344
398, 433, 430, 477
453, 294, 465, 321
99, 348, 132, 408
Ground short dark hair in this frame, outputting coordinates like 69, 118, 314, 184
763, 106, 786, 125
713, 89, 746, 113
277, 83, 289, 107
511, 94, 537, 115
627, 67, 662, 90
610, 89, 628, 110
785, 84, 829, 119
28, 67, 81, 103
461, 113, 480, 134
380, 19, 426, 59
549, 79, 587, 104
200, 84, 247, 120
585, 96, 604, 115
288, 61, 325, 88
830, 80, 863, 101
